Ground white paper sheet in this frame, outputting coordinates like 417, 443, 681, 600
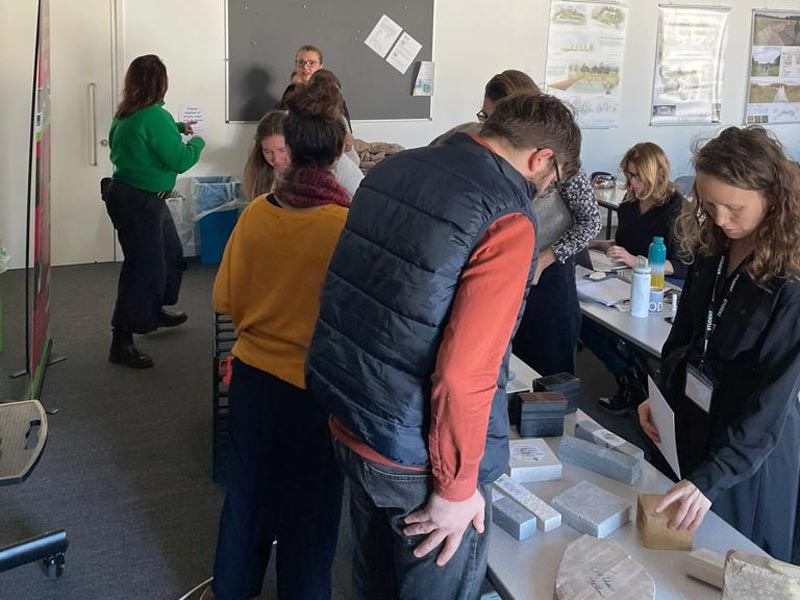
178, 105, 205, 133
413, 61, 434, 96
647, 376, 681, 479
364, 14, 403, 58
576, 276, 630, 306
386, 32, 422, 74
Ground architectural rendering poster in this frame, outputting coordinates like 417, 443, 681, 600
746, 10, 800, 125
545, 1, 629, 128
651, 5, 730, 125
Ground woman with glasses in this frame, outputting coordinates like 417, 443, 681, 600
432, 70, 600, 377
583, 142, 688, 412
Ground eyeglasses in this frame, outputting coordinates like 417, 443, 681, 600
623, 170, 641, 182
295, 59, 319, 68
476, 110, 489, 123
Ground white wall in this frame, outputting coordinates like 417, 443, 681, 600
3, 0, 800, 269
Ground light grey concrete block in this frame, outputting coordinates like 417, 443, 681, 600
555, 534, 655, 600
722, 550, 800, 599
506, 438, 562, 483
686, 548, 725, 590
493, 474, 562, 532
492, 497, 537, 541
574, 419, 645, 462
558, 435, 642, 484
551, 480, 631, 538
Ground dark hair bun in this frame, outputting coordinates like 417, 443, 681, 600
286, 78, 343, 122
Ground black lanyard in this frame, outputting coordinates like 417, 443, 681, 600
701, 253, 743, 370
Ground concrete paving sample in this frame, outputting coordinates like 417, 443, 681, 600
492, 497, 537, 541
722, 550, 800, 599
551, 480, 631, 538
574, 419, 645, 462
493, 473, 561, 532
559, 435, 641, 484
554, 534, 655, 599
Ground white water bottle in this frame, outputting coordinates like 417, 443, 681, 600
630, 257, 651, 319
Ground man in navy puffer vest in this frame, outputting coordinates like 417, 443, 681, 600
306, 93, 582, 599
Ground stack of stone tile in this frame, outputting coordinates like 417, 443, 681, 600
517, 391, 567, 437
533, 372, 581, 414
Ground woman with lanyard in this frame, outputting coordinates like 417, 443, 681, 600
103, 55, 205, 368
203, 76, 349, 600
638, 126, 800, 561
431, 70, 600, 376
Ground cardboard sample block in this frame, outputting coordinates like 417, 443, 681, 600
493, 474, 561, 532
636, 494, 693, 550
722, 550, 800, 599
551, 480, 631, 538
574, 419, 644, 462
554, 534, 655, 600
686, 548, 725, 590
492, 497, 537, 541
559, 435, 642, 484
507, 438, 562, 483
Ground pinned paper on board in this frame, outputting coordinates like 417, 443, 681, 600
647, 376, 681, 479
387, 32, 423, 74
178, 105, 205, 133
364, 14, 403, 58
413, 61, 434, 96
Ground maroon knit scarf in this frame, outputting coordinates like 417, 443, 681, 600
273, 167, 351, 209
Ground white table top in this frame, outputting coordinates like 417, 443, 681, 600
594, 187, 626, 209
487, 410, 767, 600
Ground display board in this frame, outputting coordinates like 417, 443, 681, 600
746, 10, 800, 125
545, 1, 629, 129
226, 0, 434, 122
651, 5, 730, 126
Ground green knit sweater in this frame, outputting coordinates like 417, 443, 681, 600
109, 102, 205, 193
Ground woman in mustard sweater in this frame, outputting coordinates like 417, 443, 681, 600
102, 54, 205, 368
204, 78, 350, 600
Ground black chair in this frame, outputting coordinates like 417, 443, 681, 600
212, 313, 237, 484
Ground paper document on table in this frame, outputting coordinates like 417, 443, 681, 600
576, 277, 630, 307
647, 376, 681, 479
386, 32, 422, 74
364, 14, 403, 58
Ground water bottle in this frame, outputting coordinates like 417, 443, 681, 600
648, 236, 667, 290
630, 256, 651, 319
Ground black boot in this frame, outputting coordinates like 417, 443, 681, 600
109, 329, 154, 369
598, 367, 646, 413
157, 308, 188, 328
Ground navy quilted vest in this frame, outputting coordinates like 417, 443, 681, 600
306, 133, 538, 483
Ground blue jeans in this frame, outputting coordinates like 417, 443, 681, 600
332, 437, 491, 600
211, 359, 344, 600
580, 318, 631, 377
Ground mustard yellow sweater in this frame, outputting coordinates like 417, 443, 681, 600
213, 196, 348, 389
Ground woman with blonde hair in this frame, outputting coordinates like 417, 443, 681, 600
583, 142, 688, 412
639, 126, 800, 561
242, 110, 288, 200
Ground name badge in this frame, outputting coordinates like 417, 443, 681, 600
685, 364, 714, 413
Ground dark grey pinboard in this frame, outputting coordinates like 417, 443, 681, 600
226, 0, 434, 122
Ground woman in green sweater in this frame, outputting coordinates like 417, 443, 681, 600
102, 54, 205, 368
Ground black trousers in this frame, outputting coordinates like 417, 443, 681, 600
513, 257, 580, 376
102, 179, 184, 333
212, 359, 344, 600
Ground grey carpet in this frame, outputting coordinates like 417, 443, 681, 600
0, 260, 660, 599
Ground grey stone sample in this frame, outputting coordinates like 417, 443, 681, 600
492, 497, 537, 541
686, 548, 725, 590
554, 534, 655, 600
506, 438, 562, 483
493, 474, 562, 532
574, 419, 645, 462
559, 435, 642, 484
551, 480, 631, 538
722, 550, 800, 599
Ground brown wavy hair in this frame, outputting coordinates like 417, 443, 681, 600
115, 55, 168, 119
677, 126, 800, 284
243, 111, 287, 200
620, 142, 677, 204
484, 70, 540, 101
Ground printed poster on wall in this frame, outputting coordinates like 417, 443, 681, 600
545, 1, 629, 128
651, 5, 730, 125
746, 10, 800, 125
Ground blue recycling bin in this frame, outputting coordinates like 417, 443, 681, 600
199, 208, 239, 265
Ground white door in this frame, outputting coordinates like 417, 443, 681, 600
50, 0, 121, 265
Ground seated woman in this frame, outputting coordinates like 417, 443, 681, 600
203, 78, 351, 600
242, 110, 288, 200
639, 126, 800, 561
582, 142, 688, 412
432, 70, 601, 376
